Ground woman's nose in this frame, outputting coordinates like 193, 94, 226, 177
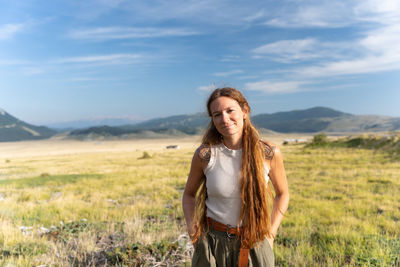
221, 112, 229, 122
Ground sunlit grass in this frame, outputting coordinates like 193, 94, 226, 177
0, 138, 399, 266
276, 144, 399, 266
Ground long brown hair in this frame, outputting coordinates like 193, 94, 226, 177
192, 87, 272, 248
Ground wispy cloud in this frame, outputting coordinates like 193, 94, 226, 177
253, 39, 318, 62
54, 54, 142, 65
296, 23, 400, 77
0, 59, 30, 65
197, 83, 217, 91
264, 0, 400, 29
250, 0, 400, 92
243, 11, 265, 22
213, 70, 243, 77
245, 81, 305, 94
354, 0, 400, 24
21, 67, 45, 75
264, 1, 355, 28
253, 38, 356, 63
248, 20, 400, 93
68, 27, 199, 41
0, 23, 24, 40
219, 55, 241, 62
236, 75, 260, 80
71, 0, 273, 27
249, 22, 400, 92
66, 77, 102, 82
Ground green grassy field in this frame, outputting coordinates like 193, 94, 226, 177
0, 136, 399, 266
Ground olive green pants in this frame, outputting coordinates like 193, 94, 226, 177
192, 228, 275, 267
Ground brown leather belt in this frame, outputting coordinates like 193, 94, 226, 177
206, 217, 249, 267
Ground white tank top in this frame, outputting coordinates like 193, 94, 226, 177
204, 143, 269, 227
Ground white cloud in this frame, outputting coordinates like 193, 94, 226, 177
66, 77, 100, 82
297, 23, 400, 77
360, 24, 400, 53
21, 67, 45, 75
0, 59, 30, 65
253, 39, 320, 62
299, 55, 400, 77
250, 22, 400, 91
265, 1, 352, 28
197, 84, 217, 91
219, 55, 241, 62
254, 39, 316, 54
54, 54, 142, 64
0, 23, 24, 40
255, 0, 400, 83
249, 19, 400, 93
355, 0, 400, 23
68, 27, 199, 41
243, 11, 265, 22
213, 70, 243, 77
236, 75, 260, 80
97, 0, 125, 8
245, 81, 305, 94
252, 38, 356, 63
71, 0, 273, 27
264, 0, 400, 29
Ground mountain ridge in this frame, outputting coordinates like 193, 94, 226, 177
70, 106, 400, 138
1, 106, 399, 142
0, 108, 56, 142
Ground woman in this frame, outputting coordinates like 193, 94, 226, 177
182, 87, 289, 267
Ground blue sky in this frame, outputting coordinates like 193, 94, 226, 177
0, 0, 399, 125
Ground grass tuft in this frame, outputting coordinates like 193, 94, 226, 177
138, 151, 152, 159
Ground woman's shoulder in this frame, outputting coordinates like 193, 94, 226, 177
260, 139, 279, 160
195, 144, 212, 163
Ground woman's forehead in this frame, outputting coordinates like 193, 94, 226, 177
210, 96, 240, 111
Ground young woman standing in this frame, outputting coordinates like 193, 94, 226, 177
182, 88, 289, 266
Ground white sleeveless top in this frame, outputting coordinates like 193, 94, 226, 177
204, 143, 270, 227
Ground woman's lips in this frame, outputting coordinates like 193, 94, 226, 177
222, 124, 234, 129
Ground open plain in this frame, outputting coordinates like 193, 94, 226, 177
0, 134, 399, 266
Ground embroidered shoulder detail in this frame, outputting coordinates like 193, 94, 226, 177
198, 145, 211, 163
260, 140, 275, 160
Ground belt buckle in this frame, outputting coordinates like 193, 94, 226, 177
226, 224, 235, 238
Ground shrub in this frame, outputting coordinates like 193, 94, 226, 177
139, 151, 152, 159
312, 133, 328, 145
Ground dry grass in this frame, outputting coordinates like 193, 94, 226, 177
0, 134, 398, 266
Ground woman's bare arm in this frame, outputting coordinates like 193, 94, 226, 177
266, 143, 290, 245
182, 147, 207, 238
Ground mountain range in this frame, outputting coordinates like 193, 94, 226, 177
69, 107, 400, 139
0, 108, 56, 142
1, 107, 400, 142
46, 117, 142, 131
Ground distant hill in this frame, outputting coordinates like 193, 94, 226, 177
46, 117, 143, 131
252, 107, 400, 133
0, 108, 56, 142
2, 106, 398, 142
69, 113, 210, 138
252, 107, 349, 132
68, 107, 400, 138
120, 112, 209, 134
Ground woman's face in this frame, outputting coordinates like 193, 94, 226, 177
209, 96, 247, 139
